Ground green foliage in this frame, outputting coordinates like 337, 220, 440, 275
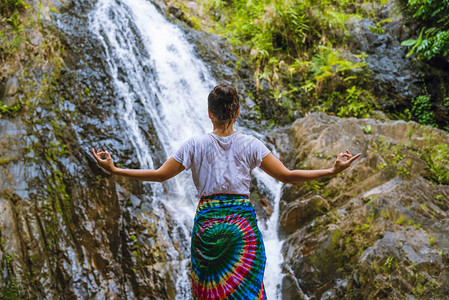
436, 195, 444, 201
428, 235, 436, 246
411, 95, 436, 127
395, 214, 405, 225
309, 228, 344, 279
1, 254, 21, 299
0, 102, 22, 115
365, 256, 441, 297
205, 0, 371, 63
384, 256, 395, 270
304, 179, 328, 192
0, 1, 77, 296
305, 46, 370, 115
0, 0, 28, 16
401, 0, 449, 59
0, 11, 25, 61
311, 46, 367, 85
371, 132, 449, 185
362, 124, 372, 134
369, 18, 392, 34
444, 97, 449, 108
338, 85, 372, 118
0, 155, 16, 165
202, 0, 369, 82
279, 6, 309, 50
192, 0, 380, 123
371, 136, 414, 178
425, 144, 449, 184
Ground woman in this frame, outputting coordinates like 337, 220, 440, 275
92, 84, 361, 299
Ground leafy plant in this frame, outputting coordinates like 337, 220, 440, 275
401, 27, 425, 56
400, 0, 449, 60
189, 0, 380, 123
0, 102, 22, 115
310, 46, 368, 96
369, 18, 392, 34
362, 124, 373, 134
427, 144, 449, 184
411, 95, 436, 126
384, 256, 395, 270
338, 86, 371, 117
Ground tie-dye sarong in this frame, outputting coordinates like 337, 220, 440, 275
191, 194, 266, 299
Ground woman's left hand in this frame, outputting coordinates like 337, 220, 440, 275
331, 149, 362, 175
92, 148, 116, 174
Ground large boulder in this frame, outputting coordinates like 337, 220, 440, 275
281, 195, 330, 234
275, 112, 449, 299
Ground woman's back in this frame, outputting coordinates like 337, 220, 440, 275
173, 132, 270, 197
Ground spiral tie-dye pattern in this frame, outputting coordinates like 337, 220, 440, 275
191, 194, 266, 299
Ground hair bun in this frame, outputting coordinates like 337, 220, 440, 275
208, 84, 240, 124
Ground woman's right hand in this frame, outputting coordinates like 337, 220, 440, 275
92, 148, 116, 174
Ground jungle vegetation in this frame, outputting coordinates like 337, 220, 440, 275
170, 0, 449, 130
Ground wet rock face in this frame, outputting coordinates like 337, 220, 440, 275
347, 17, 422, 102
276, 112, 449, 299
0, 2, 185, 299
347, 0, 449, 125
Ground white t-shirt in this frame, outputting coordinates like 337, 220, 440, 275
173, 132, 270, 197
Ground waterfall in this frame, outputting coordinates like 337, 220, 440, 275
88, 0, 284, 298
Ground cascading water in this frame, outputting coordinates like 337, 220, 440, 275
89, 0, 284, 298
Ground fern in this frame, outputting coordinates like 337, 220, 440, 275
401, 0, 449, 59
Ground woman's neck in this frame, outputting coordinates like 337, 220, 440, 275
212, 122, 236, 137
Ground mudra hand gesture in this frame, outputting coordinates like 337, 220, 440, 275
331, 149, 362, 175
92, 148, 116, 174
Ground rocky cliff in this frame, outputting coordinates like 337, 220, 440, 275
275, 112, 449, 299
1, 1, 189, 298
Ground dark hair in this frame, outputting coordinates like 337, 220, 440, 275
208, 84, 239, 127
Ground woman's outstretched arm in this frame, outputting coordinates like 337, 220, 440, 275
91, 148, 185, 182
259, 150, 361, 184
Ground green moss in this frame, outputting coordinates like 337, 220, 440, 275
0, 0, 70, 267
424, 144, 449, 184
369, 135, 446, 181
303, 179, 328, 193
361, 254, 442, 297
395, 214, 405, 225
362, 125, 372, 134
0, 102, 22, 116
369, 18, 392, 34
0, 155, 16, 165
436, 195, 444, 202
1, 254, 21, 299
189, 14, 202, 30
309, 227, 344, 279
